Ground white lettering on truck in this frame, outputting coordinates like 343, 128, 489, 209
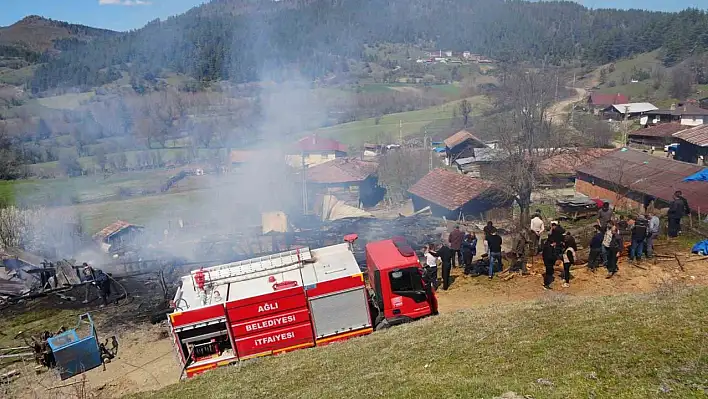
245, 315, 297, 332
258, 302, 279, 312
253, 331, 296, 346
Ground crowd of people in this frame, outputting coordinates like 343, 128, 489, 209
421, 190, 691, 292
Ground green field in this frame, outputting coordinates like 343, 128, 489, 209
134, 287, 708, 399
36, 91, 95, 110
315, 95, 489, 146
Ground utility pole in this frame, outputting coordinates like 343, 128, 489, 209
623, 105, 630, 147
425, 129, 433, 171
301, 154, 308, 215
569, 71, 577, 125
399, 120, 403, 145
554, 74, 559, 103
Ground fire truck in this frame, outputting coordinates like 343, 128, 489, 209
168, 235, 437, 378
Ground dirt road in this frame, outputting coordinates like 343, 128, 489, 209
547, 86, 587, 123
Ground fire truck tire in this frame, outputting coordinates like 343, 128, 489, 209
375, 318, 391, 331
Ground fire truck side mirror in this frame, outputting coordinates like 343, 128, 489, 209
343, 234, 358, 243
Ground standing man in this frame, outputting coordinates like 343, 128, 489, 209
629, 215, 648, 262
483, 221, 494, 255
646, 213, 660, 258
605, 224, 622, 279
529, 212, 545, 254
587, 225, 604, 271
542, 239, 557, 290
486, 228, 503, 280
82, 264, 111, 307
461, 233, 477, 272
435, 241, 454, 290
448, 225, 465, 268
549, 221, 566, 259
424, 244, 439, 289
667, 192, 686, 238
597, 201, 613, 230
513, 229, 529, 275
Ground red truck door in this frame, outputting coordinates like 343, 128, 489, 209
384, 267, 434, 320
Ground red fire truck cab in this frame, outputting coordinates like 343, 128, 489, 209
168, 236, 436, 378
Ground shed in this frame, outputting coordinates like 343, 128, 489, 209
602, 103, 658, 120
443, 129, 487, 165
92, 221, 144, 253
303, 158, 383, 208
287, 135, 347, 167
575, 148, 708, 212
587, 93, 629, 112
628, 123, 687, 148
673, 125, 708, 165
408, 168, 507, 219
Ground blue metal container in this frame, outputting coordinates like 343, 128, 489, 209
47, 313, 102, 380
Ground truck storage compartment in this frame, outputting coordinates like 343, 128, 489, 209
175, 316, 237, 378
308, 286, 372, 341
231, 308, 311, 336
234, 322, 315, 359
226, 288, 308, 322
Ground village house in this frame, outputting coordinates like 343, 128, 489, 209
538, 149, 613, 188
643, 103, 708, 126
286, 135, 347, 168
443, 129, 487, 165
93, 221, 145, 254
587, 93, 629, 114
602, 102, 658, 120
408, 168, 508, 220
672, 125, 708, 165
575, 148, 707, 213
303, 157, 383, 212
453, 147, 504, 177
627, 123, 687, 149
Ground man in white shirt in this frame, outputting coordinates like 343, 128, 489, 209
424, 244, 439, 289
529, 211, 545, 254
646, 213, 660, 258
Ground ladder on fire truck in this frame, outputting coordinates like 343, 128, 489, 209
190, 247, 313, 286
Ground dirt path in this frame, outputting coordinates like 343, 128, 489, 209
547, 86, 587, 123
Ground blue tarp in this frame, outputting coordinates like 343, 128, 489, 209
691, 239, 708, 255
683, 169, 708, 182
433, 147, 446, 153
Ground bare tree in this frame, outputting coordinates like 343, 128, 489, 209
458, 99, 472, 127
670, 66, 693, 99
378, 149, 431, 203
651, 65, 666, 90
486, 69, 576, 228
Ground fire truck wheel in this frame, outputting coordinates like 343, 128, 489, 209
375, 318, 391, 331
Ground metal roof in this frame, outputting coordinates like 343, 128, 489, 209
610, 103, 658, 114
305, 158, 378, 184
408, 168, 494, 210
292, 135, 347, 153
443, 129, 485, 149
92, 221, 143, 241
576, 148, 708, 211
588, 93, 629, 106
629, 123, 688, 138
673, 124, 708, 147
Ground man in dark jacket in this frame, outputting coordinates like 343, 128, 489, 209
629, 215, 648, 262
542, 239, 557, 290
448, 225, 465, 268
667, 192, 686, 238
83, 264, 111, 307
587, 225, 604, 271
549, 221, 566, 258
486, 228, 503, 280
435, 242, 454, 290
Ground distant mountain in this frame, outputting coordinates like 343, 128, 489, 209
0, 15, 115, 52
0, 15, 115, 75
25, 0, 708, 91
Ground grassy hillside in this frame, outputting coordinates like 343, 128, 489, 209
316, 95, 489, 146
135, 287, 708, 399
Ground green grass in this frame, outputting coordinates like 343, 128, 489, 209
36, 91, 95, 110
133, 287, 708, 399
315, 95, 489, 146
0, 65, 35, 86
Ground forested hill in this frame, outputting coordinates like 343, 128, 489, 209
29, 0, 708, 91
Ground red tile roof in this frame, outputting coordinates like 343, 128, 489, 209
673, 124, 708, 147
539, 148, 614, 175
588, 93, 629, 106
443, 129, 485, 149
293, 135, 347, 153
408, 168, 494, 210
305, 158, 378, 184
629, 123, 688, 138
576, 148, 708, 211
93, 221, 142, 241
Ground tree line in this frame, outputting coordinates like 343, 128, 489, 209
29, 1, 708, 91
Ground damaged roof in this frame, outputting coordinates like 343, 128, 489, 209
93, 220, 143, 241
673, 124, 708, 147
576, 148, 708, 211
305, 158, 378, 184
629, 123, 688, 138
408, 168, 494, 210
443, 129, 486, 149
